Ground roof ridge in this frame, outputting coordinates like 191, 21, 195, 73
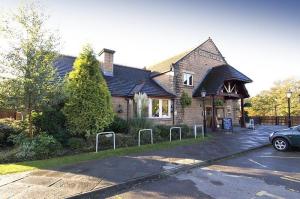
114, 63, 150, 72
175, 37, 225, 64
149, 78, 176, 97
59, 54, 77, 59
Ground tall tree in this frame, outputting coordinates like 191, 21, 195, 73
63, 45, 114, 138
0, 2, 60, 137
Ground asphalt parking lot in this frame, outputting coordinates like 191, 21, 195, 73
111, 146, 300, 199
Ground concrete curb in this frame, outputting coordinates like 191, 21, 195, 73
68, 143, 271, 199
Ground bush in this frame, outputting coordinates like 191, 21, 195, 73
105, 116, 129, 134
154, 124, 192, 141
67, 137, 86, 150
115, 134, 135, 147
0, 119, 26, 147
0, 147, 20, 163
153, 125, 170, 140
32, 108, 68, 144
180, 91, 192, 109
12, 132, 62, 161
128, 117, 153, 136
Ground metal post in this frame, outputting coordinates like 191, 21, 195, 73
138, 129, 153, 146
113, 133, 116, 150
194, 125, 204, 139
170, 127, 182, 142
212, 95, 216, 131
288, 98, 291, 127
241, 98, 245, 128
202, 98, 207, 136
275, 105, 277, 125
96, 132, 115, 152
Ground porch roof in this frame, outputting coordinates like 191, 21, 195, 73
193, 64, 252, 98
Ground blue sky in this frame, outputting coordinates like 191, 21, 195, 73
1, 0, 300, 96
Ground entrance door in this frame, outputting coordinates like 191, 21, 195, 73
216, 107, 225, 128
206, 107, 212, 127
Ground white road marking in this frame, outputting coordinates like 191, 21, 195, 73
259, 155, 300, 159
281, 176, 300, 183
256, 190, 285, 199
248, 158, 267, 168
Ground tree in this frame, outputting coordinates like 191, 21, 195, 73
0, 2, 60, 137
63, 45, 114, 138
247, 78, 300, 116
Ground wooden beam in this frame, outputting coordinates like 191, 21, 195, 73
241, 98, 245, 128
212, 95, 217, 131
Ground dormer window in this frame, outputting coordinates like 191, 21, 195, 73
183, 72, 193, 86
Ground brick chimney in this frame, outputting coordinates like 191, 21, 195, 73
99, 48, 115, 76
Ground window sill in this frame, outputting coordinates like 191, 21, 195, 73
183, 85, 194, 88
148, 117, 172, 120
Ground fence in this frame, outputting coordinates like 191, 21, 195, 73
0, 109, 16, 119
250, 116, 300, 126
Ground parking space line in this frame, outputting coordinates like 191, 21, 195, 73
256, 190, 284, 199
248, 159, 267, 168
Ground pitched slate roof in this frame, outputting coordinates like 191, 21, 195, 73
53, 55, 175, 98
193, 64, 252, 97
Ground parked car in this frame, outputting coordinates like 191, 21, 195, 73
269, 125, 300, 151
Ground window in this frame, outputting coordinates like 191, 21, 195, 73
148, 98, 171, 118
183, 73, 193, 86
141, 102, 149, 118
162, 99, 169, 117
152, 99, 160, 117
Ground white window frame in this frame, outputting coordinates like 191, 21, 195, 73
183, 72, 193, 86
148, 98, 171, 119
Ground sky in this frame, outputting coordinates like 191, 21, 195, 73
0, 0, 300, 96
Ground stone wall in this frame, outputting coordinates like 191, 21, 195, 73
111, 97, 129, 120
173, 39, 226, 125
152, 71, 175, 95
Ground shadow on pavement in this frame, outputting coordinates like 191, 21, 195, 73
0, 125, 287, 198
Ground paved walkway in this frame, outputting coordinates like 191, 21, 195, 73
0, 125, 285, 198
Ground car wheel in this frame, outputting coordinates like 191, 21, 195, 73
273, 138, 289, 151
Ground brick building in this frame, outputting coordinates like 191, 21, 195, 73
55, 38, 252, 129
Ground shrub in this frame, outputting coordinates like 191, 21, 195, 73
0, 119, 26, 147
180, 91, 192, 109
154, 124, 192, 141
128, 118, 153, 135
153, 125, 170, 141
0, 147, 19, 163
178, 124, 192, 138
115, 133, 135, 147
12, 132, 62, 161
105, 116, 129, 134
32, 108, 68, 144
67, 137, 86, 150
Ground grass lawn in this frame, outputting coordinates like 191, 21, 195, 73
0, 136, 211, 175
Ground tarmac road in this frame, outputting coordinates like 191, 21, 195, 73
110, 146, 300, 199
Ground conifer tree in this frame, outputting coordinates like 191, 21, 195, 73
64, 45, 114, 138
